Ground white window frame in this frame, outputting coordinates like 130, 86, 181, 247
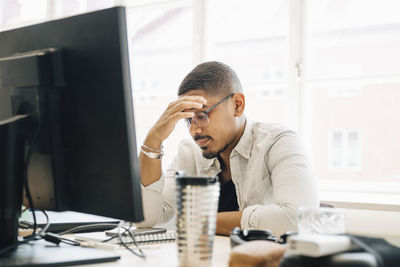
1, 0, 399, 209
328, 129, 362, 172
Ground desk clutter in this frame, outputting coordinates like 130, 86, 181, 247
227, 232, 400, 267
0, 207, 177, 266
0, 239, 120, 267
124, 231, 176, 245
229, 240, 287, 267
76, 228, 176, 245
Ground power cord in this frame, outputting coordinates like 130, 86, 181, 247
58, 223, 120, 236
117, 221, 146, 259
0, 209, 50, 256
0, 118, 146, 259
0, 124, 40, 256
22, 124, 40, 240
59, 221, 146, 258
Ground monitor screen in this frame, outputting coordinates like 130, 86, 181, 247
0, 6, 143, 223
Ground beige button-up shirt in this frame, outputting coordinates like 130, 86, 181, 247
139, 119, 319, 236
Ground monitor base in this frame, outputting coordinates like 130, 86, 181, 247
0, 240, 120, 266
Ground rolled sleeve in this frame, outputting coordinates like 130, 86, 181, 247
241, 203, 298, 237
240, 204, 260, 229
137, 165, 178, 227
137, 140, 198, 227
241, 132, 319, 236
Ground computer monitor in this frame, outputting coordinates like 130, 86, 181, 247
0, 6, 143, 223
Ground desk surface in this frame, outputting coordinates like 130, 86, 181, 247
75, 235, 231, 267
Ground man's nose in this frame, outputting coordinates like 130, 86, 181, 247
190, 121, 202, 136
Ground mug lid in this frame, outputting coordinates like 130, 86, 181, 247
176, 176, 218, 186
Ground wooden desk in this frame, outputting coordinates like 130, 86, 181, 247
76, 235, 231, 267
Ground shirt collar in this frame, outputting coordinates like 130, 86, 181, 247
233, 118, 253, 159
202, 157, 219, 169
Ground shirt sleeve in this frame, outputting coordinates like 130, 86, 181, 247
136, 159, 177, 227
137, 139, 199, 227
240, 132, 319, 236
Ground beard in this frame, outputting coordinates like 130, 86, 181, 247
201, 136, 236, 159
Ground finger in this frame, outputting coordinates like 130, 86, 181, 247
178, 95, 207, 103
171, 96, 207, 108
170, 111, 195, 122
168, 101, 204, 114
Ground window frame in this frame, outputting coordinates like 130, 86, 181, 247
328, 129, 362, 172
1, 0, 399, 208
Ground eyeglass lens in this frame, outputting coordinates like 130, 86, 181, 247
185, 112, 208, 128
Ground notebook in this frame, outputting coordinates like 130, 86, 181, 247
75, 228, 176, 245
122, 231, 176, 244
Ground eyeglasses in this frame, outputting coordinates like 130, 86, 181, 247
185, 93, 234, 128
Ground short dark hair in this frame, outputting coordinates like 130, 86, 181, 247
177, 61, 243, 96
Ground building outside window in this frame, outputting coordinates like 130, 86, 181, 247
329, 130, 361, 171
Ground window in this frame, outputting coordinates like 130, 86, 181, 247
328, 83, 363, 98
303, 0, 400, 191
54, 0, 114, 17
329, 130, 361, 171
1, 0, 399, 205
126, 1, 194, 168
0, 0, 47, 27
207, 0, 289, 125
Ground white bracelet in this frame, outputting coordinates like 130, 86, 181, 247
142, 144, 163, 153
140, 146, 164, 159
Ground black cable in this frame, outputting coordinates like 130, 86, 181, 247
101, 226, 131, 243
0, 209, 50, 256
117, 221, 146, 259
41, 232, 81, 246
0, 124, 40, 256
57, 221, 145, 256
38, 210, 80, 246
22, 123, 40, 240
58, 223, 120, 236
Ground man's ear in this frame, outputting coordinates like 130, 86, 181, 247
232, 93, 245, 117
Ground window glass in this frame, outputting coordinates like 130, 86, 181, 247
126, 2, 193, 168
329, 130, 361, 171
332, 132, 343, 168
0, 0, 47, 26
305, 0, 400, 184
208, 0, 289, 125
347, 131, 359, 167
54, 0, 113, 17
305, 0, 400, 78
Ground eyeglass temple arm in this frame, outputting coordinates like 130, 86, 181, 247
204, 93, 234, 113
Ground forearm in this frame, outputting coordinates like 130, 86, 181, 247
139, 95, 206, 186
139, 137, 163, 186
216, 211, 243, 236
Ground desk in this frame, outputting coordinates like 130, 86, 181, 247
75, 235, 232, 267
72, 232, 400, 267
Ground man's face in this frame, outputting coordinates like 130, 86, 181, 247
181, 89, 239, 159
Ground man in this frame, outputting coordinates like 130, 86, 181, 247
138, 61, 318, 236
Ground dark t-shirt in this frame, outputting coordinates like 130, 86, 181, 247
218, 179, 239, 212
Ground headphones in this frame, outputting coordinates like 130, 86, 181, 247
230, 227, 296, 248
230, 227, 279, 248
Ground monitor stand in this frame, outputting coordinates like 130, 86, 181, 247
0, 240, 120, 266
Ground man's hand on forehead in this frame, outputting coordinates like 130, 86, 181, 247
179, 95, 208, 103
178, 95, 208, 112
